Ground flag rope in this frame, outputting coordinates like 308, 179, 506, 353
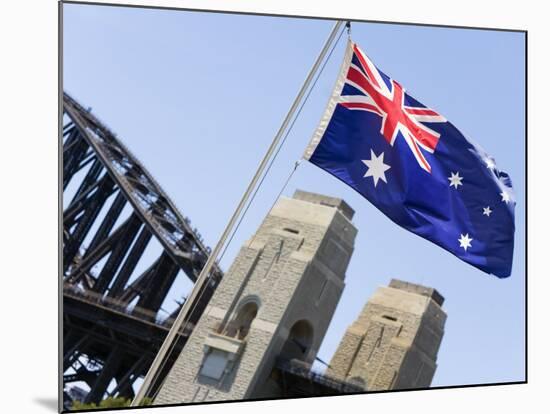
219, 22, 348, 259
132, 20, 347, 406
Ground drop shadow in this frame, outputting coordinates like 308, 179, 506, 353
34, 397, 59, 412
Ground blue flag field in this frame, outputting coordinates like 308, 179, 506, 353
304, 40, 515, 278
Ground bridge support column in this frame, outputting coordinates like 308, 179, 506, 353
85, 346, 123, 404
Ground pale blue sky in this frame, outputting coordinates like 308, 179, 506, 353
63, 3, 525, 388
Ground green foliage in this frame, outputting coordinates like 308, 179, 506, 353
140, 397, 153, 406
71, 396, 153, 410
70, 400, 97, 411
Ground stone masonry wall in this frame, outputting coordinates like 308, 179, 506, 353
327, 282, 446, 391
155, 192, 357, 404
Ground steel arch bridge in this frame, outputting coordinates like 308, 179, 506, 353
62, 92, 223, 405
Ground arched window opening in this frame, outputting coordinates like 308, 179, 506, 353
224, 301, 258, 340
279, 320, 314, 362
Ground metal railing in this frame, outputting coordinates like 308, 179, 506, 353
275, 357, 365, 393
63, 283, 195, 335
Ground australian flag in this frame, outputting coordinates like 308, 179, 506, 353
304, 41, 515, 278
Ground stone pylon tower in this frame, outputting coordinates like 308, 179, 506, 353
155, 190, 357, 404
327, 279, 446, 391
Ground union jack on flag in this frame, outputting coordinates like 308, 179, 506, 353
304, 41, 515, 277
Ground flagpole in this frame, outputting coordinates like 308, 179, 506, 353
131, 19, 345, 407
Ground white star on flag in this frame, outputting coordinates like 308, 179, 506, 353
362, 150, 391, 187
448, 172, 463, 189
485, 157, 496, 170
458, 233, 473, 251
500, 190, 511, 203
483, 206, 492, 217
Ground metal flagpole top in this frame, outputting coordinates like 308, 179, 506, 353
131, 19, 345, 406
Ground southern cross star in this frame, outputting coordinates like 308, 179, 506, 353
458, 233, 473, 251
485, 157, 496, 170
448, 172, 463, 189
483, 206, 492, 217
362, 150, 391, 187
500, 190, 511, 203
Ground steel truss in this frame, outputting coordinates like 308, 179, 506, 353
62, 92, 222, 404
